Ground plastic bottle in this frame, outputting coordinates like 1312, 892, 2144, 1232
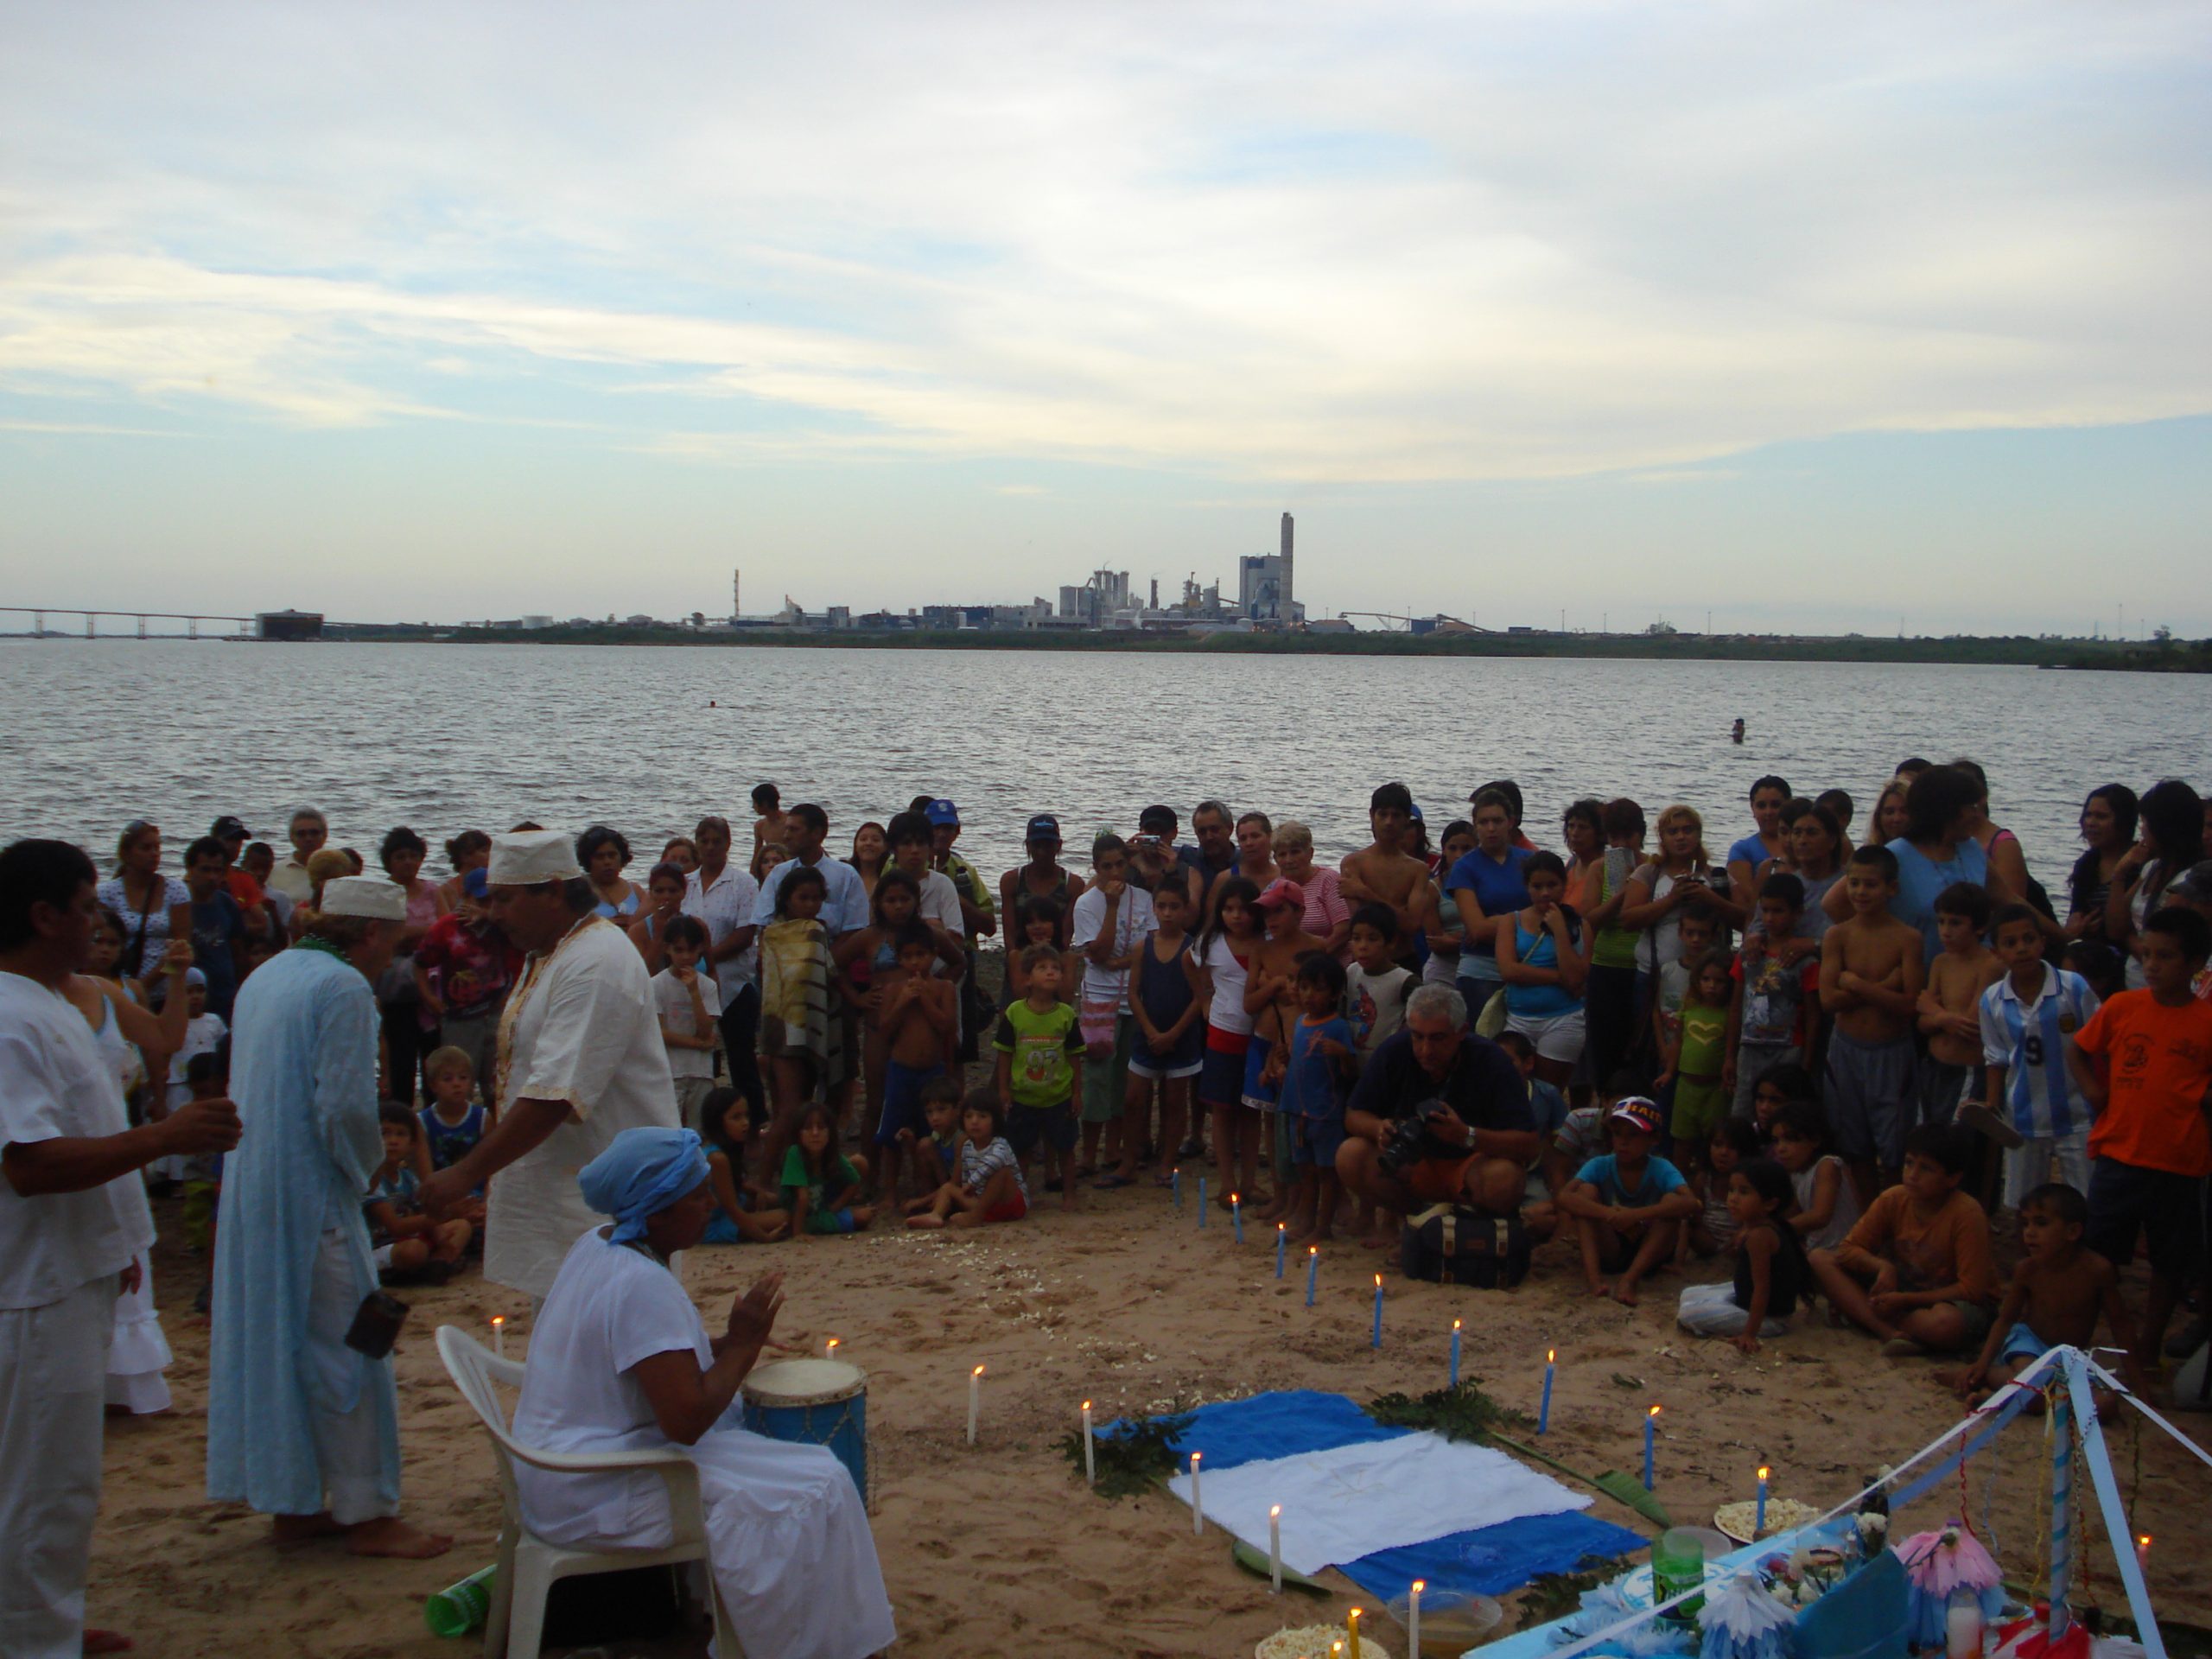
424, 1565, 497, 1637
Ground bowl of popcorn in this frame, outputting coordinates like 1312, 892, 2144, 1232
1255, 1626, 1395, 1659
1713, 1497, 1821, 1543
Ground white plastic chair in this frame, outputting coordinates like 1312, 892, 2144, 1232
435, 1324, 743, 1659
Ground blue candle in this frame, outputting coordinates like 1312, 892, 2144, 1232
1305, 1247, 1318, 1307
1232, 1193, 1243, 1244
1275, 1224, 1287, 1278
1643, 1406, 1659, 1491
1173, 1167, 1182, 1209
1756, 1465, 1770, 1533
1371, 1275, 1384, 1348
1449, 1320, 1462, 1389
1538, 1349, 1555, 1434
1198, 1176, 1207, 1227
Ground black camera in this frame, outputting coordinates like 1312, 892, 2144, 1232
1376, 1114, 1435, 1176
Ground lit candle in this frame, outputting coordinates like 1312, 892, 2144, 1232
1449, 1320, 1462, 1389
1306, 1245, 1319, 1307
825, 1337, 840, 1361
1409, 1580, 1425, 1659
1232, 1192, 1244, 1243
1539, 1348, 1555, 1434
1756, 1465, 1770, 1534
1371, 1274, 1384, 1348
1082, 1401, 1096, 1485
2136, 1534, 2152, 1576
1276, 1224, 1287, 1278
490, 1315, 505, 1360
1173, 1166, 1182, 1209
1348, 1605, 1363, 1659
1198, 1175, 1208, 1226
1268, 1503, 1283, 1593
1190, 1451, 1204, 1535
968, 1364, 983, 1446
1643, 1404, 1660, 1491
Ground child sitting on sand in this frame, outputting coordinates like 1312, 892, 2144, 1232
1681, 1117, 1764, 1261
1808, 1123, 1998, 1357
780, 1103, 874, 1237
1941, 1182, 2143, 1403
1770, 1098, 1859, 1250
1676, 1157, 1808, 1352
1556, 1097, 1699, 1304
907, 1091, 1028, 1230
897, 1075, 966, 1190
700, 1088, 788, 1243
366, 1103, 471, 1281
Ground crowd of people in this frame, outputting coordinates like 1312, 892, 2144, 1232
3, 758, 2210, 1658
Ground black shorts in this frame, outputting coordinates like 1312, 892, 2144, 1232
2087, 1157, 2208, 1283
1006, 1100, 1077, 1157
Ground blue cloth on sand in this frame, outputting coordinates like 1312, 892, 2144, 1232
1107, 1389, 1644, 1595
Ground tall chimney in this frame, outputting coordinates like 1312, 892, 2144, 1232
1280, 512, 1294, 621
733, 567, 741, 619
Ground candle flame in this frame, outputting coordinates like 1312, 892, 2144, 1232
1083, 1400, 1091, 1411
1271, 1504, 1281, 1519
1414, 1580, 1426, 1592
826, 1338, 839, 1353
1230, 1192, 1239, 1204
2139, 1534, 2152, 1548
1374, 1273, 1382, 1287
1547, 1348, 1555, 1363
972, 1364, 984, 1377
1758, 1465, 1770, 1479
490, 1316, 504, 1328
1453, 1319, 1462, 1332
1648, 1404, 1661, 1417
1310, 1245, 1318, 1255
1191, 1451, 1202, 1466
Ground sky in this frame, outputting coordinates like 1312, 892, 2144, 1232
2, 1, 2208, 636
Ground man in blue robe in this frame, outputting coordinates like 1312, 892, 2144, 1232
206, 875, 451, 1558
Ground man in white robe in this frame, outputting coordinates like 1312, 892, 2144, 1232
205, 874, 451, 1559
423, 830, 678, 1302
1, 838, 239, 1656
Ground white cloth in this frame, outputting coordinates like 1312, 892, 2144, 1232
1072, 884, 1155, 1014
104, 1250, 171, 1414
515, 1230, 896, 1659
302, 1225, 400, 1524
1676, 1280, 1789, 1338
653, 969, 721, 1082
320, 874, 408, 919
0, 1272, 116, 1658
491, 829, 584, 885
488, 917, 679, 1300
683, 863, 761, 998
1201, 934, 1254, 1035
1167, 1429, 1592, 1576
0, 972, 154, 1311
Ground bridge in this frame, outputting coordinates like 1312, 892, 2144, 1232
0, 607, 308, 639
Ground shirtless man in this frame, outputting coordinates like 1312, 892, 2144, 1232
1340, 784, 1434, 968
1821, 844, 1926, 1211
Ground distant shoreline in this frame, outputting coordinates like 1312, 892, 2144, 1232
306, 623, 2207, 671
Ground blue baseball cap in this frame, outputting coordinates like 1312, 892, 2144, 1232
925, 798, 960, 827
1025, 813, 1060, 842
1408, 802, 1425, 823
463, 867, 490, 899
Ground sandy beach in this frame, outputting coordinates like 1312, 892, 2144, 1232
89, 1154, 2212, 1659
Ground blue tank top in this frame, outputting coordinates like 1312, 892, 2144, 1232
1505, 913, 1581, 1018
419, 1103, 485, 1171
1886, 836, 1989, 963
1135, 936, 1203, 1067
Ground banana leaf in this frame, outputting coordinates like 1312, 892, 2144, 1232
1491, 1432, 1671, 1528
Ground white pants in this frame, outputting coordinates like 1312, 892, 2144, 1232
0, 1274, 117, 1659
2003, 1131, 2091, 1211
1676, 1280, 1789, 1338
303, 1227, 400, 1525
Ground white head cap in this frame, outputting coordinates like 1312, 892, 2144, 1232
489, 829, 582, 886
319, 874, 410, 921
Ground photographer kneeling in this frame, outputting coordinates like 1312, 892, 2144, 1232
1336, 983, 1540, 1223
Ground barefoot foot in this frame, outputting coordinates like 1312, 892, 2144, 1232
346, 1516, 454, 1559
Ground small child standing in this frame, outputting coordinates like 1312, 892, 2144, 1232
1344, 904, 1414, 1060
1969, 902, 2101, 1209
1682, 1117, 1764, 1260
1071, 835, 1154, 1186
1675, 1158, 1808, 1351
1916, 882, 2002, 1128
779, 1103, 874, 1236
874, 922, 957, 1198
1808, 1123, 1998, 1357
1196, 878, 1262, 1198
1821, 844, 1928, 1210
1658, 950, 1733, 1161
1770, 1098, 1860, 1251
907, 1091, 1028, 1230
1557, 1097, 1699, 1305
365, 1103, 472, 1280
654, 915, 722, 1133
1941, 1183, 2143, 1402
1726, 874, 1821, 1119
994, 944, 1085, 1211
2067, 906, 2212, 1368
1128, 882, 1204, 1188
160, 968, 228, 1186
1005, 897, 1078, 1007
759, 867, 836, 1151
1280, 955, 1357, 1242
1245, 880, 1329, 1222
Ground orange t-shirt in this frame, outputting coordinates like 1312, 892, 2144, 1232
1839, 1185, 1998, 1306
2075, 989, 2212, 1178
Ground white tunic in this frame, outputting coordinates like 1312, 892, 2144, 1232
514, 1230, 896, 1659
487, 918, 679, 1300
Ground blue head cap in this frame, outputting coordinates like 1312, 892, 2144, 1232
577, 1128, 711, 1245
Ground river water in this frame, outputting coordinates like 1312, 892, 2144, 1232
3, 641, 2203, 888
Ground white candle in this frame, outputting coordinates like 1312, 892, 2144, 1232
1268, 1504, 1282, 1592
2136, 1534, 2152, 1576
1082, 1401, 1096, 1485
968, 1364, 983, 1446
1190, 1451, 1204, 1535
1409, 1580, 1424, 1659
1946, 1594, 1984, 1659
490, 1315, 505, 1359
825, 1336, 839, 1360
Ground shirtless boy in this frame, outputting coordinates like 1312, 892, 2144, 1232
875, 923, 957, 1195
1917, 881, 2002, 1130
1340, 783, 1433, 968
1821, 844, 1926, 1210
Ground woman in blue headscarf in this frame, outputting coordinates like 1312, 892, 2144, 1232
510, 1128, 895, 1659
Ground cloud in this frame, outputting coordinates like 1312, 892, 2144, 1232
0, 0, 2206, 488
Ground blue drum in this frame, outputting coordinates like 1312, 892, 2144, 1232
740, 1357, 869, 1505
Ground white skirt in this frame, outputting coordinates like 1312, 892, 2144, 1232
105, 1250, 174, 1414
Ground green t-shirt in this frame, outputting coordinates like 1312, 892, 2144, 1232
1678, 1003, 1729, 1078
994, 997, 1083, 1108
779, 1146, 861, 1217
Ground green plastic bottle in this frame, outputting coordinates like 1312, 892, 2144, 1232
423, 1565, 498, 1637
1650, 1528, 1708, 1621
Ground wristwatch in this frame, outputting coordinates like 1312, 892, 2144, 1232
1463, 1122, 1478, 1150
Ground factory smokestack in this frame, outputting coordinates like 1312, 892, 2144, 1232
1280, 512, 1294, 622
